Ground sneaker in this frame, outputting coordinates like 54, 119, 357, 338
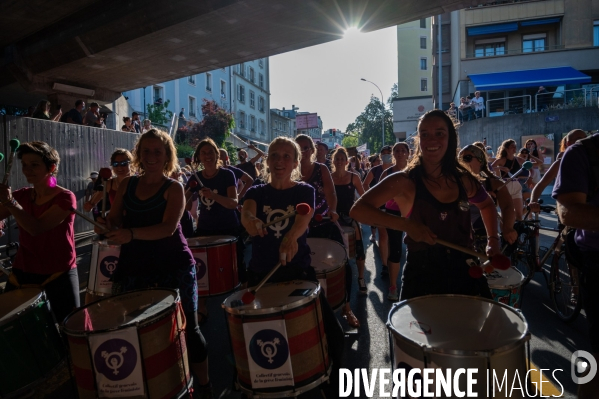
387, 285, 399, 302
381, 265, 389, 279
358, 278, 367, 295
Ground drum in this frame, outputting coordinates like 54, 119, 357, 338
307, 238, 347, 311
485, 267, 525, 308
87, 239, 121, 297
222, 281, 331, 398
0, 289, 65, 398
341, 226, 356, 259
387, 295, 529, 398
187, 236, 239, 297
62, 289, 191, 399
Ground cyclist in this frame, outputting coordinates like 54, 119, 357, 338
553, 132, 599, 398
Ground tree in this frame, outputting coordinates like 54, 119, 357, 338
146, 99, 173, 125
341, 134, 359, 148
345, 96, 394, 154
185, 99, 235, 147
387, 83, 399, 105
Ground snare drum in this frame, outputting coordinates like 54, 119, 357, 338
0, 289, 65, 397
485, 267, 525, 308
223, 281, 331, 398
187, 236, 239, 297
387, 295, 529, 398
341, 226, 356, 258
87, 239, 121, 297
307, 238, 347, 311
62, 289, 191, 399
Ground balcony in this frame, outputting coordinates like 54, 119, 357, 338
465, 44, 564, 58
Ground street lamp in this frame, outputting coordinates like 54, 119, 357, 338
361, 78, 385, 148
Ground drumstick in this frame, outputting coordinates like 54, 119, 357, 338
67, 206, 110, 232
99, 168, 112, 218
184, 157, 204, 188
184, 180, 198, 205
262, 203, 311, 228
495, 161, 533, 191
2, 139, 20, 185
436, 238, 510, 270
240, 262, 283, 305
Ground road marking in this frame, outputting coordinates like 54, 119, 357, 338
529, 361, 564, 397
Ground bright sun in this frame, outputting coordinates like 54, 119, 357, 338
343, 27, 362, 39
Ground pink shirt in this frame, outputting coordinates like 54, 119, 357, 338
12, 188, 77, 275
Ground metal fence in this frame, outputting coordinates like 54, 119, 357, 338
486, 95, 532, 117
535, 88, 588, 112
0, 116, 139, 244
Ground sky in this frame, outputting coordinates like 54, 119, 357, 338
270, 26, 397, 132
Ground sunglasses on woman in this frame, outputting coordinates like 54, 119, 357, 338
461, 154, 475, 163
111, 160, 131, 167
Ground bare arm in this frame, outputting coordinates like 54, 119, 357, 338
531, 160, 560, 204
200, 185, 238, 209
237, 171, 254, 199
248, 144, 265, 164
557, 192, 599, 231
362, 170, 374, 192
352, 173, 365, 197
491, 180, 516, 242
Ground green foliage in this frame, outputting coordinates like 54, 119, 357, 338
187, 100, 235, 147
345, 96, 394, 154
175, 142, 195, 159
387, 83, 399, 105
341, 135, 359, 148
146, 99, 173, 125
223, 141, 238, 164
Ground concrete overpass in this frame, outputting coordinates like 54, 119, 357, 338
1, 0, 484, 107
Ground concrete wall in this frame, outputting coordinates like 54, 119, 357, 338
0, 116, 139, 244
456, 106, 599, 155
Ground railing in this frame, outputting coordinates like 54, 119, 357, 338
465, 45, 565, 59
535, 88, 587, 111
168, 112, 179, 141
590, 87, 599, 107
486, 95, 532, 117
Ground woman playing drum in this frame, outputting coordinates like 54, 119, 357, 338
350, 110, 500, 300
84, 148, 133, 212
96, 129, 211, 397
0, 141, 79, 323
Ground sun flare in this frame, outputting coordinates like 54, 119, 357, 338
343, 27, 362, 39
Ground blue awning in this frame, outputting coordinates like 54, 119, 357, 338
521, 17, 561, 26
469, 67, 591, 91
467, 22, 518, 36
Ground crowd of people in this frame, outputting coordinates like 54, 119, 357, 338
1, 109, 598, 397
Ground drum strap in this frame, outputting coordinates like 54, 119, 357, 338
8, 271, 64, 289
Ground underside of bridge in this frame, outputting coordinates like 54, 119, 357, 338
1, 0, 482, 107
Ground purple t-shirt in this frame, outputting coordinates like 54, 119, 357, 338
244, 182, 315, 273
189, 168, 239, 231
552, 137, 599, 251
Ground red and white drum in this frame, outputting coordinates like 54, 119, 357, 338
87, 239, 121, 297
62, 289, 191, 399
341, 226, 356, 259
307, 238, 347, 312
187, 236, 239, 297
222, 281, 330, 398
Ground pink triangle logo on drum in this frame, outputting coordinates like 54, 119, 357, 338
409, 321, 431, 335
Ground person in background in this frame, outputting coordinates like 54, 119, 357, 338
179, 108, 186, 119
141, 119, 153, 134
524, 139, 544, 187
537, 86, 549, 111
83, 102, 102, 127
316, 141, 332, 170
447, 102, 457, 122
131, 112, 141, 133
219, 148, 253, 200
32, 100, 62, 122
458, 97, 472, 123
237, 143, 265, 181
351, 153, 365, 180
121, 116, 136, 132
60, 100, 85, 125
470, 91, 485, 119
85, 171, 99, 204
492, 139, 527, 220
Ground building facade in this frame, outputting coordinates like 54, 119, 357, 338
270, 109, 293, 138
431, 0, 599, 114
320, 129, 344, 148
392, 18, 434, 140
275, 106, 324, 140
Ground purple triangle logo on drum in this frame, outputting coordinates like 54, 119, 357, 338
195, 258, 207, 280
249, 329, 289, 369
93, 338, 137, 381
99, 256, 119, 278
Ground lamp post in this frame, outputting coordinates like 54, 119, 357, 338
361, 78, 385, 148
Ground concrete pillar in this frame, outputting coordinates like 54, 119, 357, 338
563, 0, 594, 48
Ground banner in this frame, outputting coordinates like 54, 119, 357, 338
89, 327, 145, 398
243, 320, 294, 389
191, 248, 209, 292
356, 143, 367, 153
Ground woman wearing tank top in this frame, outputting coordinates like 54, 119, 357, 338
96, 130, 212, 397
492, 139, 532, 220
351, 110, 502, 301
84, 148, 133, 212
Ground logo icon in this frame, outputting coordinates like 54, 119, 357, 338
200, 189, 218, 210
94, 338, 137, 381
195, 258, 207, 280
99, 256, 119, 278
571, 350, 597, 384
249, 329, 289, 369
263, 205, 294, 238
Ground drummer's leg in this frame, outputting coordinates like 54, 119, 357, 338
43, 268, 80, 323
386, 227, 403, 301
353, 220, 366, 282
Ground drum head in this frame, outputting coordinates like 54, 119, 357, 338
307, 238, 346, 272
223, 280, 319, 315
485, 267, 524, 289
63, 289, 177, 333
388, 295, 527, 354
0, 288, 43, 325
187, 235, 237, 247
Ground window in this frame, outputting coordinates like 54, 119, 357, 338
249, 91, 255, 108
594, 20, 599, 46
188, 75, 196, 85
259, 74, 264, 89
420, 79, 428, 92
259, 58, 264, 68
258, 97, 265, 113
249, 67, 255, 83
250, 115, 256, 132
205, 73, 212, 92
237, 85, 245, 103
238, 63, 245, 76
420, 19, 426, 29
153, 86, 163, 103
420, 58, 427, 70
523, 34, 546, 53
420, 37, 427, 49
260, 119, 265, 135
474, 42, 505, 57
239, 111, 246, 129
188, 96, 196, 117
220, 80, 227, 98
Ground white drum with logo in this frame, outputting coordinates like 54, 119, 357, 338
223, 281, 331, 398
387, 295, 530, 399
485, 267, 525, 308
307, 238, 347, 311
62, 289, 191, 399
87, 239, 121, 297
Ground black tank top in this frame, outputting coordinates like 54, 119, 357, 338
335, 176, 356, 216
404, 169, 473, 252
501, 158, 520, 178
